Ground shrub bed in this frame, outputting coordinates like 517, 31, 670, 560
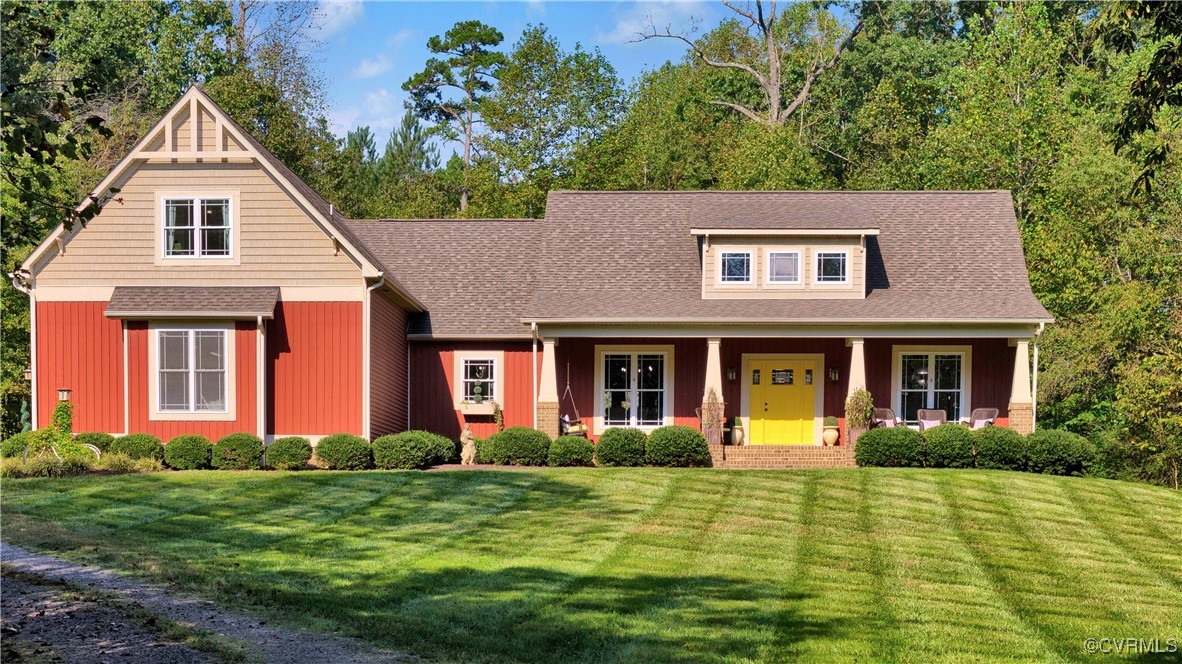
267, 437, 313, 470
1027, 429, 1095, 476
374, 431, 455, 470
974, 426, 1027, 470
316, 434, 372, 470
645, 426, 711, 467
475, 437, 494, 464
595, 428, 647, 467
212, 433, 264, 470
854, 427, 924, 467
923, 424, 975, 468
110, 433, 165, 461
98, 453, 137, 473
76, 432, 115, 452
548, 436, 595, 467
490, 427, 551, 466
164, 434, 212, 470
1, 432, 30, 458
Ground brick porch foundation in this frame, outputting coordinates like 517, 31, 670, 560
1008, 402, 1033, 435
709, 444, 856, 470
537, 401, 560, 439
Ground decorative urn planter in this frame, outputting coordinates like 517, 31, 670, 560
732, 420, 745, 445
822, 416, 840, 446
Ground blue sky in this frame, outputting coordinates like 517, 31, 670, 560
311, 1, 720, 140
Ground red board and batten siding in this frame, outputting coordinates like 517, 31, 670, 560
409, 341, 538, 439
370, 291, 408, 437
126, 321, 257, 439
267, 301, 363, 436
35, 301, 124, 433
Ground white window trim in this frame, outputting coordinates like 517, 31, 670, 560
813, 249, 851, 285
890, 345, 972, 427
717, 249, 754, 285
154, 190, 241, 267
765, 249, 803, 286
148, 321, 236, 421
593, 345, 674, 434
452, 350, 504, 414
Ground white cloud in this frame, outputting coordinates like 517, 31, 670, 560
316, 0, 364, 38
352, 54, 392, 79
328, 106, 362, 136
598, 1, 711, 46
386, 27, 415, 50
362, 88, 402, 132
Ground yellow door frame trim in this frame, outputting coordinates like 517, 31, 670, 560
739, 353, 825, 445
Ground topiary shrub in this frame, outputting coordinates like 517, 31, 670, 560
164, 434, 212, 470
489, 427, 551, 466
97, 453, 137, 473
595, 428, 648, 467
373, 431, 454, 470
923, 423, 975, 468
267, 437, 313, 470
474, 437, 494, 464
548, 436, 595, 467
1026, 429, 1095, 476
645, 425, 711, 467
974, 426, 1027, 471
854, 427, 924, 467
315, 433, 372, 470
110, 433, 165, 461
211, 433, 264, 470
1, 432, 30, 458
76, 432, 115, 453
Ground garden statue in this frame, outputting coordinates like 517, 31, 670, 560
460, 425, 477, 465
19, 399, 31, 432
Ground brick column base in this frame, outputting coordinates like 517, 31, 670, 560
537, 402, 560, 439
1008, 402, 1033, 435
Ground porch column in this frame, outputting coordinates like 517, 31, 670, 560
701, 338, 724, 443
846, 337, 866, 400
537, 338, 560, 439
1009, 338, 1033, 434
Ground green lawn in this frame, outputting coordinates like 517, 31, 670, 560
2, 468, 1180, 663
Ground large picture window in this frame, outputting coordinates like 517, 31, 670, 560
158, 329, 227, 413
164, 197, 231, 258
898, 352, 965, 424
601, 351, 668, 428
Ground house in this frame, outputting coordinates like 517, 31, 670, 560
13, 87, 1053, 460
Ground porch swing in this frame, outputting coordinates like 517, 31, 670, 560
559, 362, 589, 437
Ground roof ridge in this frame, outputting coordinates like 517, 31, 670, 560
348, 218, 540, 223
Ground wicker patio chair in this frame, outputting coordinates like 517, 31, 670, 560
966, 408, 999, 429
874, 408, 903, 428
917, 409, 947, 432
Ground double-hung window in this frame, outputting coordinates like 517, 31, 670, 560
815, 250, 849, 284
164, 197, 231, 258
158, 329, 227, 413
461, 358, 496, 403
602, 351, 667, 428
766, 250, 801, 284
719, 251, 752, 284
898, 352, 965, 424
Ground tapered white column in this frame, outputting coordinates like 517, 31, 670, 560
537, 339, 560, 439
703, 338, 723, 402
846, 337, 866, 399
1009, 339, 1033, 434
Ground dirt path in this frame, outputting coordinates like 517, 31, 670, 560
1, 542, 418, 663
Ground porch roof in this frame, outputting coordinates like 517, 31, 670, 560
104, 286, 279, 319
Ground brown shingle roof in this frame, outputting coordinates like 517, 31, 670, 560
688, 192, 884, 230
105, 286, 279, 319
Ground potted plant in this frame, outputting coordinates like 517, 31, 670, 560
731, 416, 745, 445
702, 388, 724, 445
845, 388, 876, 448
822, 416, 840, 446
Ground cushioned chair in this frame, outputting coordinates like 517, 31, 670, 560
966, 408, 999, 429
917, 409, 947, 432
874, 408, 903, 428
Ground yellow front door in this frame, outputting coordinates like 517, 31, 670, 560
749, 360, 816, 445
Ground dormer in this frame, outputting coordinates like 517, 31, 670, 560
693, 227, 878, 300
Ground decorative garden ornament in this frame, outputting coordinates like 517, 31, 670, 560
460, 425, 477, 465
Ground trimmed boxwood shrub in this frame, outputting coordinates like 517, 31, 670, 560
373, 431, 454, 470
923, 423, 975, 468
854, 427, 924, 467
548, 436, 595, 467
315, 433, 372, 470
1026, 429, 1095, 476
489, 427, 551, 466
76, 432, 115, 452
212, 433, 264, 470
1, 432, 30, 458
474, 437, 494, 464
111, 433, 165, 461
267, 436, 313, 470
164, 434, 212, 470
595, 428, 647, 467
646, 425, 711, 467
975, 426, 1027, 470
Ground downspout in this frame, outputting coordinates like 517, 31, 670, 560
257, 315, 266, 441
10, 272, 36, 429
531, 322, 539, 430
1032, 322, 1044, 430
362, 276, 385, 440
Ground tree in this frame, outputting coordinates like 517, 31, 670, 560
403, 20, 506, 211
379, 112, 439, 183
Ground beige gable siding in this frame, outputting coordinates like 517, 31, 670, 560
35, 161, 364, 287
703, 236, 865, 300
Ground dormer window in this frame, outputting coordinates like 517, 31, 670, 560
767, 251, 801, 284
815, 251, 849, 284
719, 251, 752, 284
164, 197, 231, 258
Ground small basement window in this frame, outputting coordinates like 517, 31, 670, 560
767, 251, 801, 284
719, 251, 752, 284
815, 251, 849, 284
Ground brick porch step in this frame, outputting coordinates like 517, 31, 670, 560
708, 444, 856, 469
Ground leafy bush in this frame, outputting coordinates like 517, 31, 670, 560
133, 457, 165, 473
315, 433, 372, 470
1027, 429, 1095, 476
111, 433, 165, 461
164, 434, 212, 470
97, 453, 137, 473
845, 388, 876, 429
76, 432, 115, 452
373, 431, 455, 470
645, 426, 711, 467
595, 428, 647, 467
923, 424, 975, 468
1, 432, 30, 458
974, 426, 1028, 471
489, 427, 551, 466
823, 416, 839, 427
854, 427, 924, 467
267, 437, 313, 470
474, 437, 494, 464
211, 433, 264, 470
548, 436, 595, 467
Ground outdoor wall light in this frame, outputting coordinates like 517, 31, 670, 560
57, 387, 71, 402
828, 367, 840, 382
726, 367, 737, 381
23, 367, 32, 383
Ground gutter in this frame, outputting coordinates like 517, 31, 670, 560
1032, 321, 1045, 429
362, 275, 385, 440
521, 316, 1056, 326
531, 322, 539, 430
